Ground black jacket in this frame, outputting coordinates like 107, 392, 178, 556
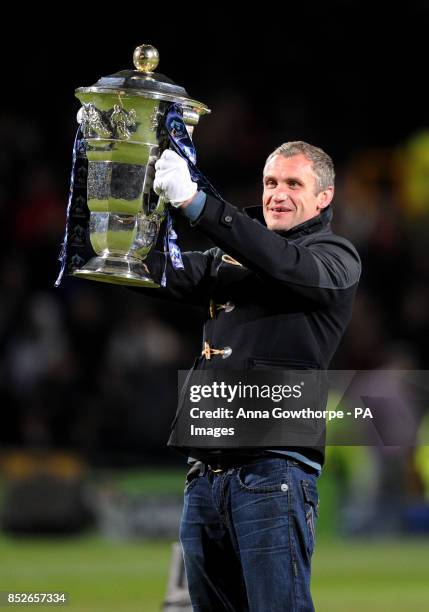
138, 195, 361, 466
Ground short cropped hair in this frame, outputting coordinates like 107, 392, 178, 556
264, 141, 335, 194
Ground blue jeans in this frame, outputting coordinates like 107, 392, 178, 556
180, 457, 319, 612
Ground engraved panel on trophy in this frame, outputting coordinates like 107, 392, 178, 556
111, 163, 145, 200
87, 161, 146, 216
87, 162, 112, 201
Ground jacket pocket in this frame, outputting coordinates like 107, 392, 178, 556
247, 357, 319, 370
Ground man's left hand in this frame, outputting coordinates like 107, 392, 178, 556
154, 150, 198, 207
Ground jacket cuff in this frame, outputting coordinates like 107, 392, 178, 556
190, 194, 238, 229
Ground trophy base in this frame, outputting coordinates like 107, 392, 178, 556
72, 255, 159, 287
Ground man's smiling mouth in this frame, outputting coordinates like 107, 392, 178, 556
269, 205, 294, 213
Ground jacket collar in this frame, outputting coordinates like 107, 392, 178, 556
244, 204, 333, 239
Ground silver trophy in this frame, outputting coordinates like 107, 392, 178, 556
72, 43, 210, 287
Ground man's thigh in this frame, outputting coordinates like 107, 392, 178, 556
231, 458, 319, 612
179, 463, 248, 612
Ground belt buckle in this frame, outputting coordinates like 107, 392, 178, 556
209, 465, 224, 473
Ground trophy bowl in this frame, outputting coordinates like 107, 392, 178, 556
71, 43, 210, 287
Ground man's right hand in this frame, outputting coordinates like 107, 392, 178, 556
154, 150, 198, 207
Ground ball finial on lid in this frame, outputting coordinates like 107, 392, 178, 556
133, 44, 159, 72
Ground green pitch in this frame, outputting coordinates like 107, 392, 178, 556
0, 535, 428, 611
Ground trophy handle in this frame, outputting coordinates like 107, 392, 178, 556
146, 147, 169, 218
153, 192, 167, 217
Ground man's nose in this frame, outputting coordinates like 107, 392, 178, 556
272, 190, 289, 202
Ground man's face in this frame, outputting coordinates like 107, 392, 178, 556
262, 154, 333, 231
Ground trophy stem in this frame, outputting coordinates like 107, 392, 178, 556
73, 254, 159, 287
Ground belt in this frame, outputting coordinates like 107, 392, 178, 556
206, 453, 269, 473
205, 454, 318, 475
208, 465, 228, 473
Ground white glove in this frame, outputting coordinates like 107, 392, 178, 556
153, 149, 198, 207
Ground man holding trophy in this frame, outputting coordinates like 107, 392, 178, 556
59, 44, 361, 611
148, 141, 361, 611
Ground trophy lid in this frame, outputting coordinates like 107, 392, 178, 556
76, 43, 210, 116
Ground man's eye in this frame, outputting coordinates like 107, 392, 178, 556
265, 180, 276, 187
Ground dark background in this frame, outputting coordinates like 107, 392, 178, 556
1, 4, 429, 466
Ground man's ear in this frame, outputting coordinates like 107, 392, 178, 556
317, 186, 334, 210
